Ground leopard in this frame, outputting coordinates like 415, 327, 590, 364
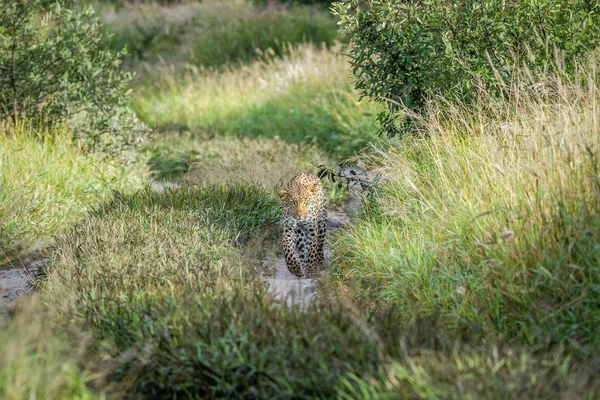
278, 173, 327, 278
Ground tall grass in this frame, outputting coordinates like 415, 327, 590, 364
100, 0, 338, 68
0, 124, 143, 260
133, 44, 381, 157
331, 60, 600, 354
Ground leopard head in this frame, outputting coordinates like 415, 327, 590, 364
278, 173, 322, 219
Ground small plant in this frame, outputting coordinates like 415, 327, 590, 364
146, 145, 198, 182
0, 0, 148, 156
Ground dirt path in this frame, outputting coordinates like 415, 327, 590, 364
0, 257, 47, 311
266, 199, 359, 307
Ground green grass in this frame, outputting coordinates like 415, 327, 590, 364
3, 1, 600, 397
0, 306, 93, 400
144, 133, 348, 206
40, 184, 384, 398
329, 63, 600, 357
0, 124, 143, 260
133, 44, 381, 158
100, 0, 339, 69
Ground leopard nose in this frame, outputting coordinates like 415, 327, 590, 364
296, 203, 306, 216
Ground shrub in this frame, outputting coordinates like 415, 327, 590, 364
0, 0, 147, 156
333, 0, 600, 134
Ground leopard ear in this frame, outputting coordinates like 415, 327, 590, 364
307, 183, 319, 193
277, 189, 288, 198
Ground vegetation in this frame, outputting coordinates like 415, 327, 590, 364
0, 124, 142, 260
330, 63, 600, 356
101, 0, 338, 69
2, 0, 600, 398
0, 0, 147, 156
144, 134, 348, 205
133, 44, 380, 157
334, 0, 600, 133
0, 299, 93, 400
40, 185, 383, 398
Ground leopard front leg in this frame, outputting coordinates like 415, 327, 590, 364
316, 210, 327, 268
283, 219, 307, 277
306, 214, 326, 276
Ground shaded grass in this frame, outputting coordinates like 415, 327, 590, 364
133, 44, 381, 157
145, 133, 348, 206
329, 62, 600, 355
0, 124, 143, 260
43, 185, 383, 398
100, 0, 338, 69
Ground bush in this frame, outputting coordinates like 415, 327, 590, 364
0, 0, 147, 156
333, 0, 600, 134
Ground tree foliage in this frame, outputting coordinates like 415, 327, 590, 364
333, 0, 600, 135
0, 0, 147, 157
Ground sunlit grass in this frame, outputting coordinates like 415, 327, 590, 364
331, 60, 600, 354
0, 123, 144, 260
132, 44, 381, 157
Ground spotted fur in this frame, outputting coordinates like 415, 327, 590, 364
278, 173, 327, 277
